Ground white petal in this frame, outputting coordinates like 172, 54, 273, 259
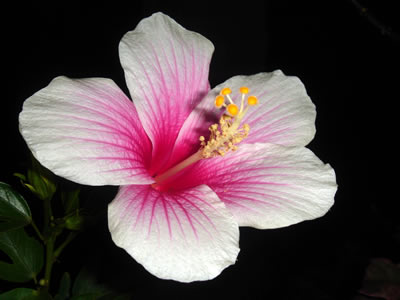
227, 71, 316, 146
19, 76, 153, 186
108, 184, 239, 282
173, 70, 316, 165
119, 12, 214, 174
172, 143, 337, 229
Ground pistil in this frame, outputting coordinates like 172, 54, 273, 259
152, 86, 258, 188
153, 149, 203, 186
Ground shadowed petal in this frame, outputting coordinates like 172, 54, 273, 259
108, 184, 239, 282
119, 12, 214, 175
172, 143, 337, 229
19, 76, 153, 186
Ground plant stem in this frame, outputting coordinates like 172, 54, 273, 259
31, 219, 44, 241
32, 274, 38, 285
54, 232, 77, 258
42, 195, 55, 292
43, 233, 55, 291
43, 197, 53, 235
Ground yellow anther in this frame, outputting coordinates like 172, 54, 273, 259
215, 95, 225, 108
199, 86, 259, 159
227, 104, 239, 116
221, 88, 232, 95
240, 86, 249, 94
243, 123, 250, 131
247, 95, 258, 106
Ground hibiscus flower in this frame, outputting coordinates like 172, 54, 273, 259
19, 12, 337, 282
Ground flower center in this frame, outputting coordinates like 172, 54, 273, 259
152, 87, 258, 188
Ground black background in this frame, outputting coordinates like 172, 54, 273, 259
2, 1, 399, 299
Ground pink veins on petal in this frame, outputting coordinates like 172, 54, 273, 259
19, 12, 336, 282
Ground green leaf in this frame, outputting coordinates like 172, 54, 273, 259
54, 272, 71, 300
71, 267, 112, 299
70, 294, 107, 300
72, 267, 109, 296
99, 294, 131, 300
0, 182, 32, 232
69, 267, 131, 300
0, 228, 44, 282
0, 288, 52, 300
0, 288, 37, 300
70, 292, 130, 300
